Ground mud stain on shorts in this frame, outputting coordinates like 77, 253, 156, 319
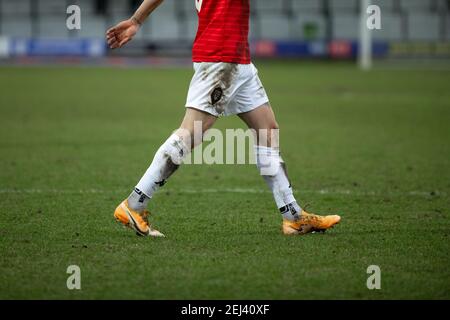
200, 64, 212, 81
208, 63, 239, 115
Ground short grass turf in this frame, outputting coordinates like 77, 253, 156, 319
0, 61, 449, 299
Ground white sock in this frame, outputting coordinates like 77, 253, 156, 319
254, 145, 302, 221
127, 188, 150, 212
131, 134, 189, 206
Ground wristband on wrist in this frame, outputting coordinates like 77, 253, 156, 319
131, 16, 142, 26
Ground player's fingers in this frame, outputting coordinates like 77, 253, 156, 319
107, 36, 116, 45
108, 42, 118, 49
108, 37, 119, 48
106, 27, 116, 35
109, 41, 120, 49
109, 32, 120, 40
118, 37, 131, 48
107, 37, 117, 45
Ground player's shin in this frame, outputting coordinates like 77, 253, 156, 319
129, 133, 190, 212
254, 145, 301, 221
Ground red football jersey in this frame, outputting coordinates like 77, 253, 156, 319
192, 0, 251, 64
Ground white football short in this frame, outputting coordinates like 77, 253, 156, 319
185, 62, 269, 117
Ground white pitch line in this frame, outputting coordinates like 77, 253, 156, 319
0, 188, 445, 197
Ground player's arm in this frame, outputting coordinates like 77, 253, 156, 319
106, 0, 164, 49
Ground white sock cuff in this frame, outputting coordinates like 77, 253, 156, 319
254, 145, 280, 156
165, 133, 189, 165
254, 145, 281, 176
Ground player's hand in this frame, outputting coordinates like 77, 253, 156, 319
106, 19, 139, 49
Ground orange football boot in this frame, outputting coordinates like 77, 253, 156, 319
282, 211, 341, 235
114, 200, 165, 237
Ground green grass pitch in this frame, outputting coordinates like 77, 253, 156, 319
0, 62, 449, 299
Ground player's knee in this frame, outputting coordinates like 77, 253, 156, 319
177, 117, 215, 149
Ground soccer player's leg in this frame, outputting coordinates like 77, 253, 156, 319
236, 73, 340, 235
114, 107, 217, 237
